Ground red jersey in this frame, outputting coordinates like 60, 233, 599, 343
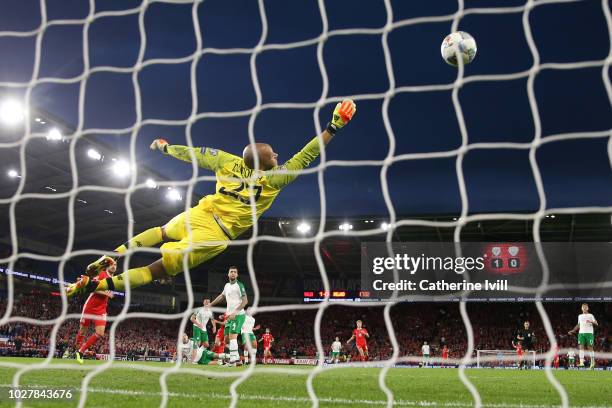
82, 270, 111, 315
262, 333, 274, 348
442, 348, 449, 359
216, 314, 226, 338
353, 328, 368, 345
515, 344, 523, 357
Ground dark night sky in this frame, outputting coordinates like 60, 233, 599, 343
0, 0, 610, 218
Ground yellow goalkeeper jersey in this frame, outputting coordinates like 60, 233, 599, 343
163, 137, 321, 239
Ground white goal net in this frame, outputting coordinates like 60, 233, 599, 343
0, 0, 611, 407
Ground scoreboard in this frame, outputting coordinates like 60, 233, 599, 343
303, 290, 375, 302
482, 242, 528, 275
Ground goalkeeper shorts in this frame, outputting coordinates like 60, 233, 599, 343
161, 206, 228, 276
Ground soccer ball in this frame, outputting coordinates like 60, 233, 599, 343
440, 31, 477, 67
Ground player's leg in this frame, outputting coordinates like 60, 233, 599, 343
588, 345, 595, 369
250, 336, 258, 363
364, 346, 369, 361
75, 322, 88, 352
201, 331, 209, 349
85, 223, 169, 277
241, 334, 249, 363
69, 209, 228, 296
114, 226, 165, 254
195, 347, 226, 365
578, 334, 585, 367
227, 315, 245, 365
104, 210, 184, 261
78, 320, 106, 363
74, 321, 89, 363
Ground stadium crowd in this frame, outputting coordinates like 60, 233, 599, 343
0, 290, 177, 359
1, 289, 609, 366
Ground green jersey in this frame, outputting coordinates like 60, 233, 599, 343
223, 280, 247, 316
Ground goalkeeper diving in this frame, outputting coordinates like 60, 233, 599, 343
66, 100, 357, 296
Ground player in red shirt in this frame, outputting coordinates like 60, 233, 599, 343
213, 314, 227, 356
512, 340, 524, 370
553, 344, 560, 369
74, 256, 116, 364
259, 328, 274, 364
442, 345, 449, 367
347, 320, 369, 361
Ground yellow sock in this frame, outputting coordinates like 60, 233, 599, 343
96, 266, 153, 292
114, 227, 163, 253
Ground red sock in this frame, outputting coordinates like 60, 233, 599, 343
79, 334, 100, 353
75, 334, 84, 349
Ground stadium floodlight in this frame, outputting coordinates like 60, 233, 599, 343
338, 222, 353, 231
166, 188, 182, 201
46, 128, 62, 141
296, 222, 311, 234
111, 159, 131, 177
381, 222, 390, 231
7, 169, 19, 178
87, 148, 102, 161
145, 178, 157, 189
0, 99, 25, 126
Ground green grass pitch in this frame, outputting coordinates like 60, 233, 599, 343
0, 357, 610, 407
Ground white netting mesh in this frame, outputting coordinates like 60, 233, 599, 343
0, 0, 611, 407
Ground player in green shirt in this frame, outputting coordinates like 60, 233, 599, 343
210, 266, 248, 366
568, 303, 598, 369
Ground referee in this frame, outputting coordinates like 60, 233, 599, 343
516, 320, 536, 368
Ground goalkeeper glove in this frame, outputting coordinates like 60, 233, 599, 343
150, 138, 169, 153
326, 99, 357, 135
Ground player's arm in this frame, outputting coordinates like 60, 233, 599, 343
253, 325, 261, 332
568, 324, 579, 335
590, 316, 598, 326
346, 335, 355, 344
150, 139, 240, 172
267, 99, 356, 189
211, 318, 217, 333
364, 330, 369, 338
190, 313, 202, 328
94, 290, 114, 298
209, 293, 225, 308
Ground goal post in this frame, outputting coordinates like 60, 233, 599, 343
476, 349, 536, 369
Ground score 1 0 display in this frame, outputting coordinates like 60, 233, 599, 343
482, 243, 528, 275
303, 290, 373, 302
